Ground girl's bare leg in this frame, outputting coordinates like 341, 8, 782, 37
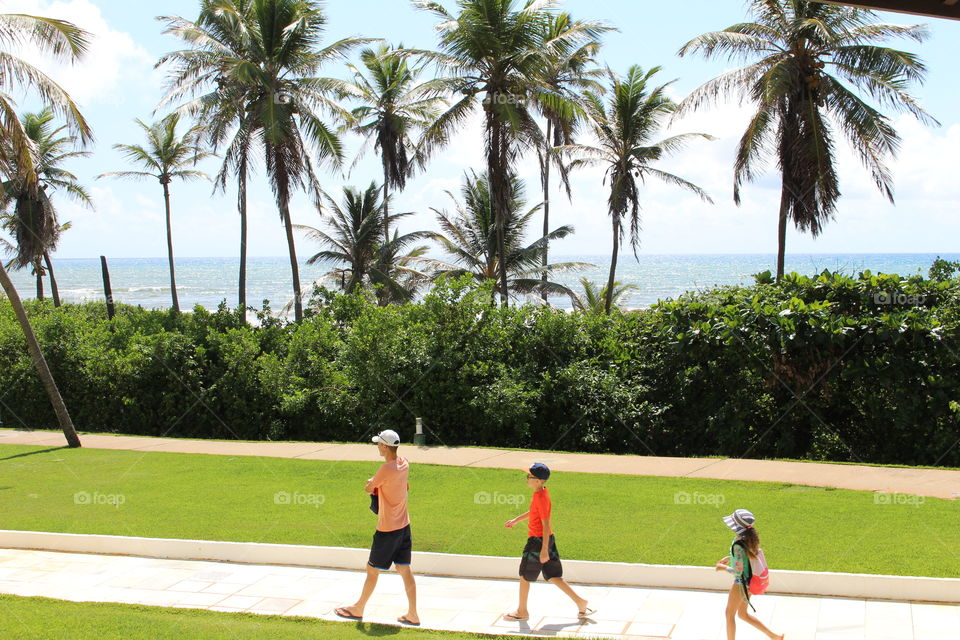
737, 599, 783, 639
725, 583, 740, 640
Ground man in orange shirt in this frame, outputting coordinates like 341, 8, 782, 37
503, 462, 594, 622
336, 430, 419, 626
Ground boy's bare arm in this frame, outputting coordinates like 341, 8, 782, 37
505, 511, 530, 528
539, 518, 552, 561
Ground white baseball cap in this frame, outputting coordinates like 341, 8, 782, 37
372, 429, 401, 446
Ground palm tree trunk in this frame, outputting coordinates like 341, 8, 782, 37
486, 101, 510, 308
162, 181, 181, 313
281, 198, 304, 322
0, 262, 81, 447
605, 216, 620, 314
776, 184, 788, 282
35, 266, 44, 301
238, 159, 248, 324
540, 119, 551, 304
44, 252, 61, 307
383, 163, 391, 244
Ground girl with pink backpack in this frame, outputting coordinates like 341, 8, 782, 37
715, 509, 783, 640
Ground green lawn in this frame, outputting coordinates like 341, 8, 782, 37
1, 444, 957, 578
0, 595, 511, 640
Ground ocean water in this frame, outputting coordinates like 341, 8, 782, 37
4, 253, 957, 315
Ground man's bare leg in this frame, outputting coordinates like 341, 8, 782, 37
338, 564, 380, 618
395, 564, 419, 624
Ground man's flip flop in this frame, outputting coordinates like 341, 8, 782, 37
502, 613, 529, 622
335, 607, 362, 620
397, 615, 420, 626
578, 608, 597, 618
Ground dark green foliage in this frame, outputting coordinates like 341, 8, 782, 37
0, 269, 957, 466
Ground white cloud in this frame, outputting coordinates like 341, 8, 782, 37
5, 0, 157, 107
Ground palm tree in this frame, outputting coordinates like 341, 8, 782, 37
44, 221, 72, 307
678, 0, 935, 281
559, 66, 713, 314
0, 12, 91, 448
158, 0, 372, 322
532, 13, 609, 303
99, 113, 211, 313
0, 108, 90, 305
415, 0, 604, 307
296, 182, 436, 303
339, 44, 447, 244
0, 14, 93, 188
430, 170, 590, 304
571, 277, 638, 315
157, 1, 256, 323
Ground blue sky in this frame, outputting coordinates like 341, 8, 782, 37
8, 0, 960, 259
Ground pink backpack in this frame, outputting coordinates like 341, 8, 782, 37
748, 549, 770, 595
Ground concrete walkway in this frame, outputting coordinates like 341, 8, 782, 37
2, 428, 957, 499
1, 548, 957, 640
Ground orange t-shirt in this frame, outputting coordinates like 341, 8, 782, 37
527, 487, 552, 537
370, 456, 410, 532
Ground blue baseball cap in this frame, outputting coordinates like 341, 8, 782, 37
529, 462, 551, 481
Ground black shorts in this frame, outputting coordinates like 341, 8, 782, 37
519, 535, 563, 581
368, 525, 412, 570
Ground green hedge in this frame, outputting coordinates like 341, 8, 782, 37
1, 270, 957, 466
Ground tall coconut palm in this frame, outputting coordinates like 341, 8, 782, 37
157, 1, 256, 323
678, 0, 935, 281
0, 12, 91, 448
339, 44, 447, 245
98, 114, 211, 313
532, 13, 609, 303
430, 170, 590, 304
414, 0, 604, 307
559, 66, 713, 314
1, 108, 90, 305
158, 0, 372, 322
295, 182, 436, 303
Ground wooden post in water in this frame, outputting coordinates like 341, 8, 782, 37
100, 256, 115, 320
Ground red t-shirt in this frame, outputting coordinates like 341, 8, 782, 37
528, 487, 552, 537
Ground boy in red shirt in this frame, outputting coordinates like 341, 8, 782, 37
503, 462, 595, 621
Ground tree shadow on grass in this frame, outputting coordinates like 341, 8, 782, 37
0, 447, 69, 462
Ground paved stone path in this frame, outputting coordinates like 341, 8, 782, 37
1, 548, 957, 639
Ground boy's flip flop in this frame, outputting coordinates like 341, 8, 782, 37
578, 607, 597, 618
502, 613, 529, 622
335, 607, 362, 620
397, 615, 420, 626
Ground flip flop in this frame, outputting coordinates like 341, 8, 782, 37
397, 615, 420, 626
502, 613, 529, 622
335, 607, 362, 620
578, 607, 597, 618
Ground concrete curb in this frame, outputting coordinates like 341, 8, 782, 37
2, 530, 957, 604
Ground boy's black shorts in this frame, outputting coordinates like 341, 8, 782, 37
368, 525, 412, 570
519, 534, 563, 581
